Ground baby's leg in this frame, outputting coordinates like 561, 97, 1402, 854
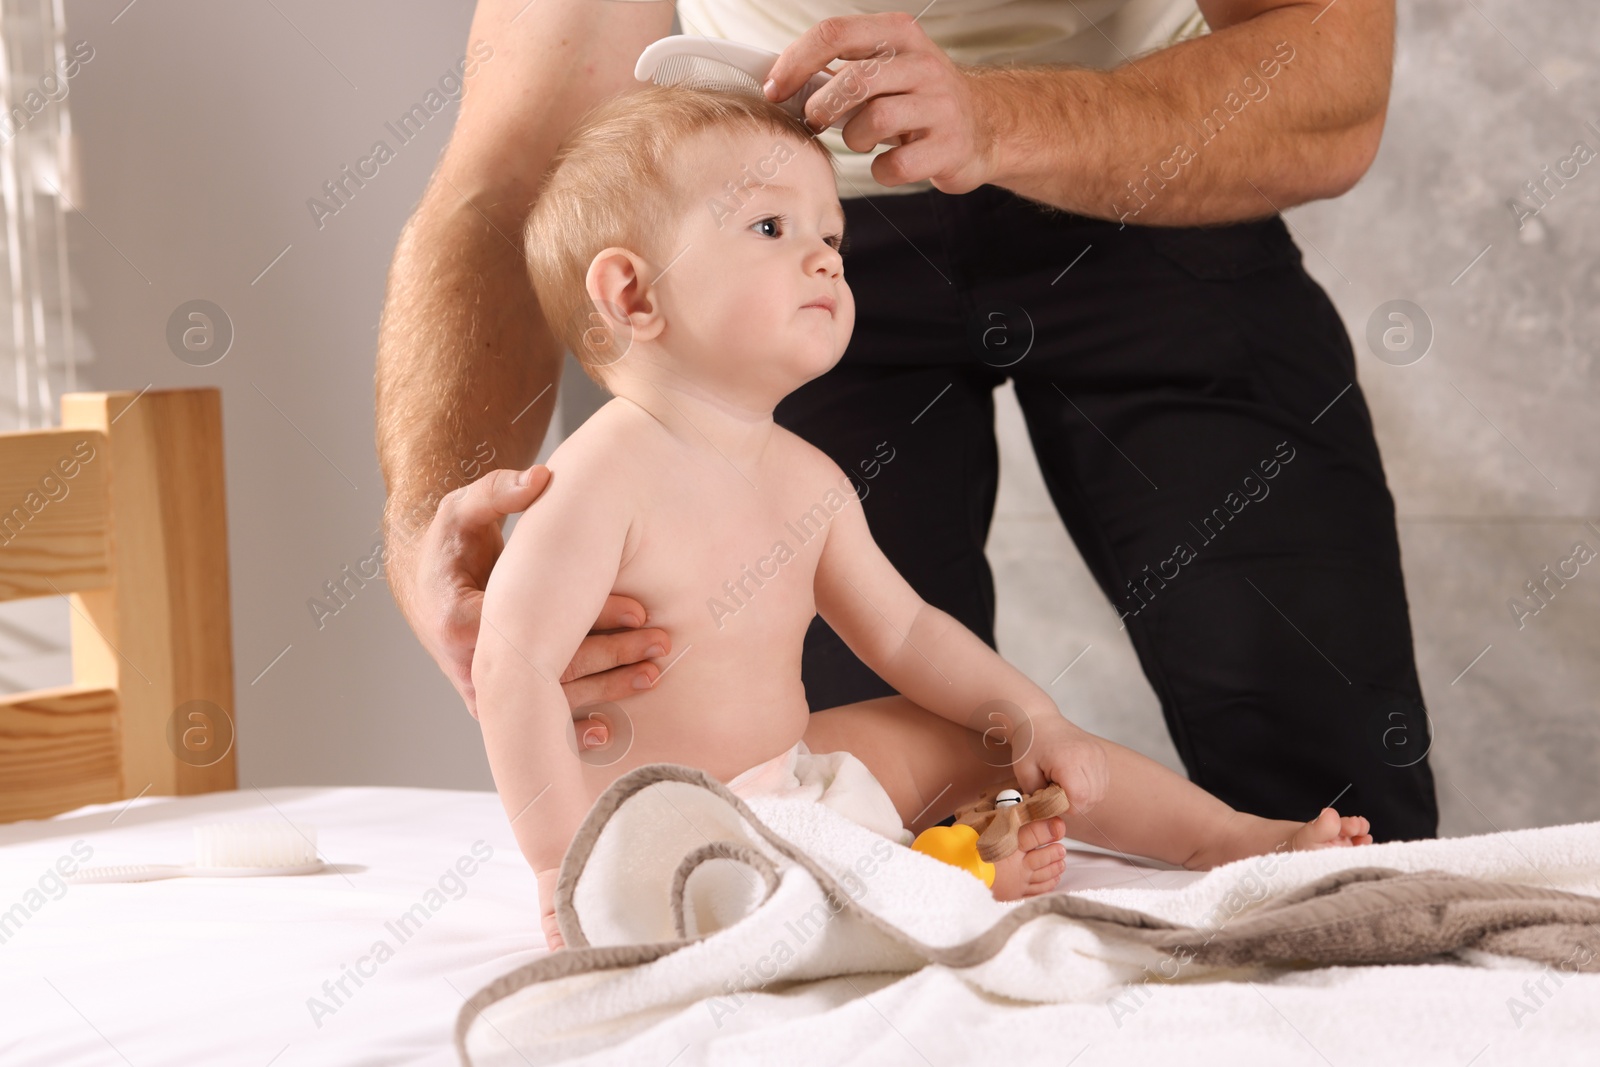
805, 697, 1370, 878
805, 697, 1218, 857
804, 695, 1015, 834
805, 696, 1068, 898
1035, 736, 1373, 868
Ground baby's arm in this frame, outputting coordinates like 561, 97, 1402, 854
811, 455, 1107, 808
471, 446, 635, 946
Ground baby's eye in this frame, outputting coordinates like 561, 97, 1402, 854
752, 215, 784, 239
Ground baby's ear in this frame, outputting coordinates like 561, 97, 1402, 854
584, 247, 666, 344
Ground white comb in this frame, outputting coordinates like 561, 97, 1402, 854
636, 34, 889, 137
67, 822, 324, 883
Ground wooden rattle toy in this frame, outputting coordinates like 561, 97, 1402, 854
952, 781, 1071, 863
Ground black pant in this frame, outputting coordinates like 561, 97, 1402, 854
774, 183, 1438, 843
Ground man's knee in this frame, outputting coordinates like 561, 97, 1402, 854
1145, 559, 1438, 839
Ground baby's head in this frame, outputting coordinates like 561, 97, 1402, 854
524, 84, 853, 403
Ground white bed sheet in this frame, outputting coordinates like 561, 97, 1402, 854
0, 785, 1190, 1065
0, 787, 548, 1067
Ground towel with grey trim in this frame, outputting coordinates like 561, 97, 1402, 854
456, 764, 1600, 1065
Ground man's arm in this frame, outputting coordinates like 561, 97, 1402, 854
374, 0, 675, 709
763, 1, 1391, 225
970, 0, 1394, 224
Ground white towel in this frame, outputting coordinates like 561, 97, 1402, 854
726, 740, 913, 848
457, 764, 1600, 1067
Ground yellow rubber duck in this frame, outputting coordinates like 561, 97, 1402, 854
910, 823, 995, 887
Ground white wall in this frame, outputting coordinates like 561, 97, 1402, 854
52, 0, 511, 789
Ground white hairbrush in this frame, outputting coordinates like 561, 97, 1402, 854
67, 822, 324, 883
636, 33, 896, 141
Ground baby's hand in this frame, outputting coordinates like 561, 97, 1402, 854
1014, 716, 1109, 815
536, 868, 566, 951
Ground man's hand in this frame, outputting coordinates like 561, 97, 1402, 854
389, 465, 670, 718
1012, 715, 1110, 816
761, 11, 999, 194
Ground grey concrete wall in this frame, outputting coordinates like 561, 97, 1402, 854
10, 1, 1590, 837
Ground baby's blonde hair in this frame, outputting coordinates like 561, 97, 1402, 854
523, 83, 839, 391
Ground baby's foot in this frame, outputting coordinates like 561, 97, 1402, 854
988, 816, 1067, 901
1288, 807, 1373, 851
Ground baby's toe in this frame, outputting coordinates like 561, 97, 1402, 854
1015, 816, 1066, 851
1291, 807, 1342, 850
1026, 866, 1065, 894
1023, 847, 1066, 894
1025, 843, 1066, 870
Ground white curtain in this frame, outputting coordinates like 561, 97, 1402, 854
0, 0, 83, 693
0, 0, 83, 433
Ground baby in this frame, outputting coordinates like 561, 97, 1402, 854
472, 84, 1371, 951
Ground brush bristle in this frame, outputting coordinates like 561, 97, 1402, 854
194, 822, 318, 869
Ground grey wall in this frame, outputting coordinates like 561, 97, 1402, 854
17, 1, 1593, 836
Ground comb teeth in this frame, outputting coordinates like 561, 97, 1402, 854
194, 822, 318, 869
650, 53, 765, 96
69, 864, 180, 883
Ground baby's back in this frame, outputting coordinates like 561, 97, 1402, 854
555, 397, 848, 783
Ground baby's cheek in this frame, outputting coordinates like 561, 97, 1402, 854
704, 298, 765, 349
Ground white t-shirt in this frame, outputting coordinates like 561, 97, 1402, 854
674, 0, 1210, 199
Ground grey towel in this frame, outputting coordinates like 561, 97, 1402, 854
1119, 865, 1600, 971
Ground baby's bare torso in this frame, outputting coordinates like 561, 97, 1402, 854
563, 397, 847, 785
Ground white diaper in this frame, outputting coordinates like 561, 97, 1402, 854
726, 741, 913, 847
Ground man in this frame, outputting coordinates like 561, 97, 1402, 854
375, 0, 1437, 841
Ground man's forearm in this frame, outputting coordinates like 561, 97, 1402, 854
969, 1, 1392, 225
374, 182, 562, 570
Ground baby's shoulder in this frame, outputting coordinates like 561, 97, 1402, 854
770, 424, 847, 485
769, 428, 867, 519
506, 400, 648, 566
529, 398, 662, 523
549, 398, 659, 476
